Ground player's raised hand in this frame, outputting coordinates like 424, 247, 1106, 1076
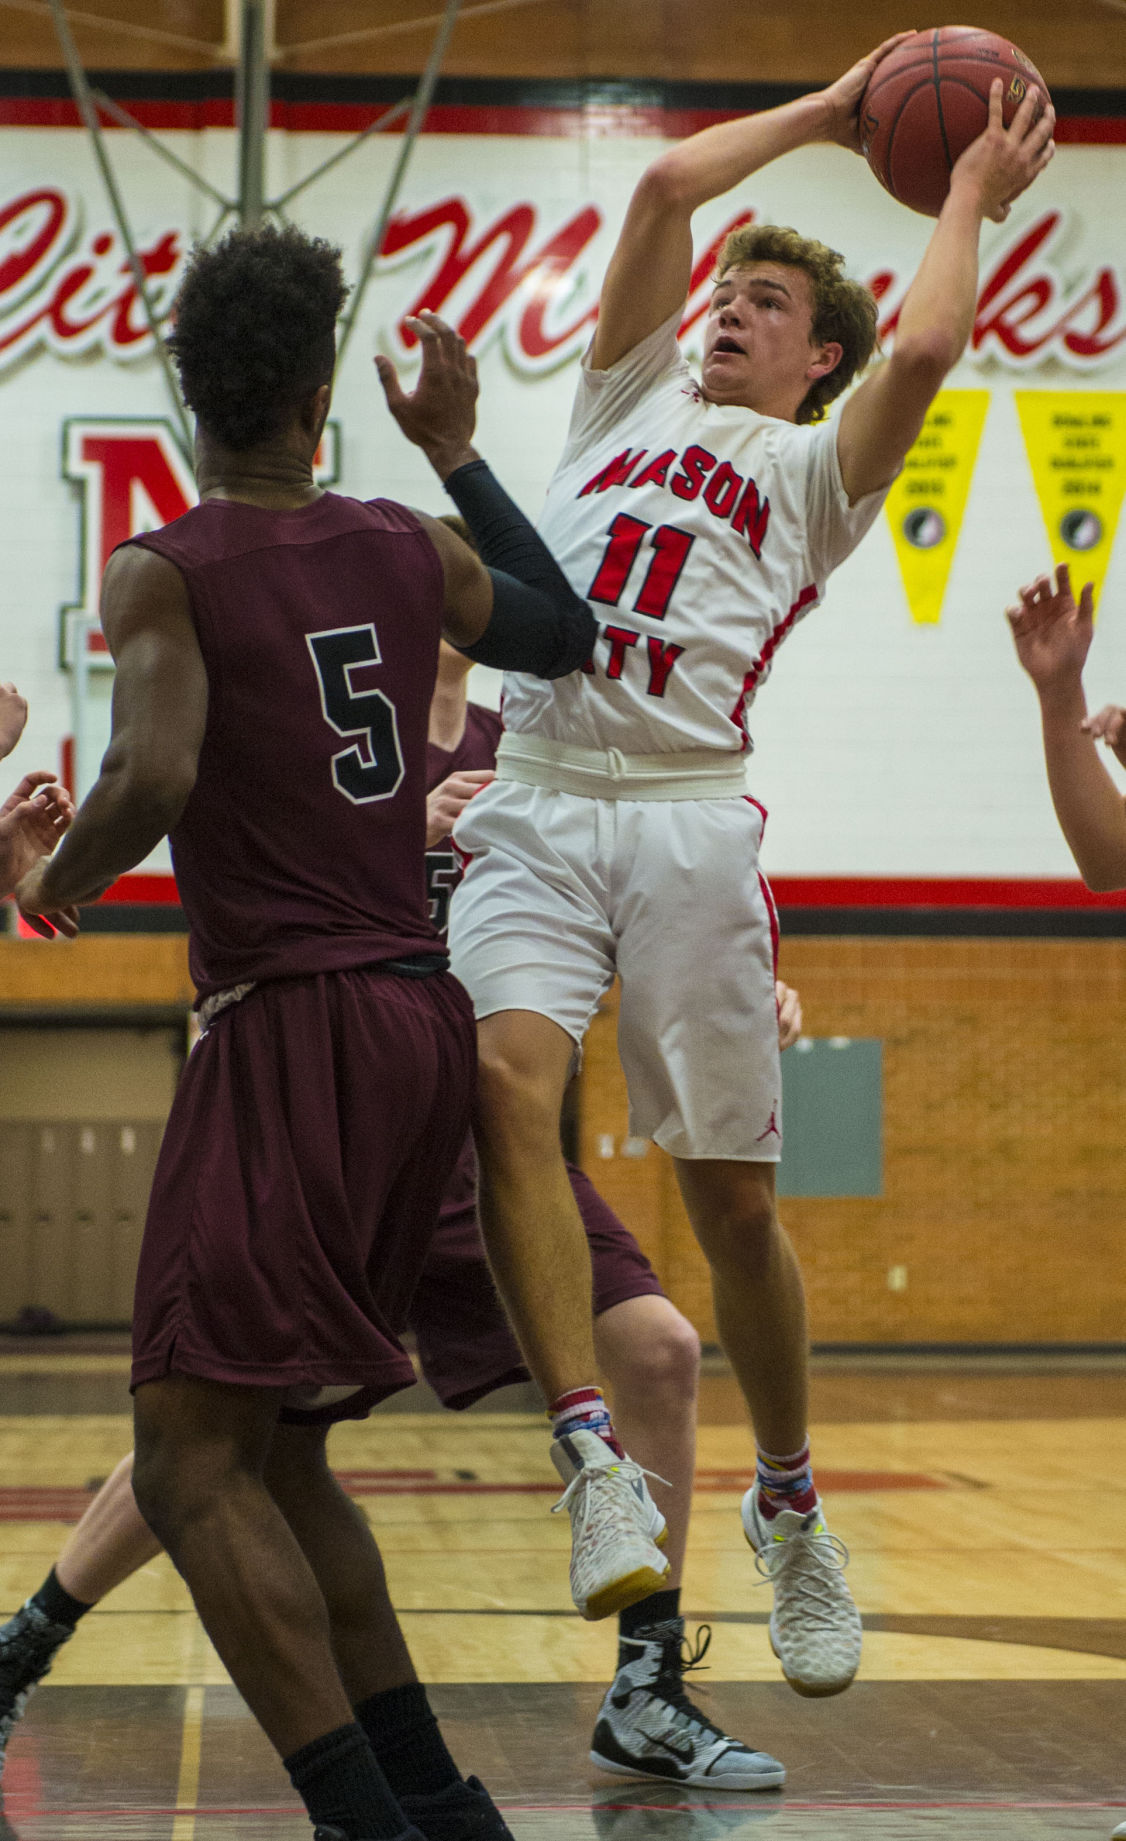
1007, 564, 1095, 693
775, 979, 804, 1051
951, 79, 1055, 222
1082, 705, 1126, 770
816, 34, 917, 150
375, 312, 480, 480
0, 683, 28, 761
426, 768, 495, 847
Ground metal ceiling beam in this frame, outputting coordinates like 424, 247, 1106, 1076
46, 0, 465, 431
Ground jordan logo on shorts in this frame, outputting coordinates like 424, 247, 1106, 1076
755, 1102, 781, 1143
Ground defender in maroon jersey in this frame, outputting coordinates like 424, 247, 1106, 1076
15, 225, 593, 1841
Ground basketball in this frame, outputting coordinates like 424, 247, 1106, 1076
860, 26, 1051, 216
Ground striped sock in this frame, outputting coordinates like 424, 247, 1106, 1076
756, 1442, 818, 1519
549, 1386, 624, 1458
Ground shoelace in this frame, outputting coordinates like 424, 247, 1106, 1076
753, 1527, 853, 1627
680, 1622, 712, 1677
551, 1457, 669, 1520
646, 1625, 742, 1743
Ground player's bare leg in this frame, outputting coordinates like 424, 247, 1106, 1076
263, 1423, 419, 1703
474, 1009, 670, 1619
262, 1422, 512, 1838
0, 1451, 159, 1777
58, 1453, 160, 1602
594, 1295, 699, 1585
133, 1374, 414, 1839
672, 1160, 808, 1456
473, 1009, 598, 1400
673, 1157, 861, 1699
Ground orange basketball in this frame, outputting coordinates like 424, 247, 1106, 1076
860, 26, 1051, 217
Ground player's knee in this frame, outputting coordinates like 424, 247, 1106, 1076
696, 1188, 779, 1277
600, 1300, 701, 1406
133, 1419, 243, 1545
132, 1438, 196, 1543
475, 1038, 561, 1154
633, 1310, 701, 1404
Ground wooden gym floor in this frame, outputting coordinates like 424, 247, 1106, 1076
0, 1343, 1124, 1840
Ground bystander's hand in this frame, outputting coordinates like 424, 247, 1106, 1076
776, 980, 803, 1051
426, 768, 495, 847
3, 774, 77, 931
1007, 563, 1095, 697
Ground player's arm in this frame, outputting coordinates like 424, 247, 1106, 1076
591, 35, 912, 370
15, 546, 208, 932
1007, 564, 1126, 892
836, 81, 1055, 503
376, 314, 595, 677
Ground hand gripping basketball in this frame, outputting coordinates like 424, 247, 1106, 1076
859, 26, 1054, 217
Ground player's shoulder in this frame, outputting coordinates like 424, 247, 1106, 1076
350, 494, 434, 538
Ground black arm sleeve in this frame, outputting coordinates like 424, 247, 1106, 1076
444, 459, 596, 679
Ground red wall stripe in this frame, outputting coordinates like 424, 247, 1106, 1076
0, 98, 1122, 140
100, 870, 1126, 910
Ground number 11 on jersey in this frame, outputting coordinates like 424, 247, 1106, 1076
588, 515, 695, 621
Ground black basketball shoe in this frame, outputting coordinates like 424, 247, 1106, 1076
590, 1617, 785, 1791
0, 1600, 74, 1775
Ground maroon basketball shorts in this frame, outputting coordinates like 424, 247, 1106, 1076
409, 1143, 666, 1410
131, 963, 476, 1416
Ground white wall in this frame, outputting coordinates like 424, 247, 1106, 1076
1, 111, 1124, 884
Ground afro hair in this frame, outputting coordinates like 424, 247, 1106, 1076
167, 222, 350, 449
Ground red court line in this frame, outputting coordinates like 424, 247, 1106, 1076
0, 1467, 951, 1521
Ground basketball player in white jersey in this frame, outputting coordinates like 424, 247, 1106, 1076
379, 43, 1055, 1693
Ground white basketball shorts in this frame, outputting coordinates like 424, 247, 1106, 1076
449, 780, 783, 1161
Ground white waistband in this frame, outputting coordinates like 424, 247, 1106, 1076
494, 731, 750, 800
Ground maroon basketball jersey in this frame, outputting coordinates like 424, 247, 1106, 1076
427, 701, 502, 1225
425, 701, 502, 939
130, 494, 445, 999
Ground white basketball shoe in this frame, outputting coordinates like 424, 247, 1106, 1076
742, 1482, 861, 1697
551, 1429, 670, 1621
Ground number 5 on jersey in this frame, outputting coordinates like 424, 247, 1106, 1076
307, 624, 405, 804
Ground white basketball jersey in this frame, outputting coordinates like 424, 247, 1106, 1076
501, 310, 889, 755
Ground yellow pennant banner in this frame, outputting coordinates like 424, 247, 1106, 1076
885, 390, 990, 626
1015, 392, 1126, 609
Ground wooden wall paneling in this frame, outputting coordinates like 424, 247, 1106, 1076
0, 937, 193, 1010
0, 3, 1122, 89
577, 940, 1126, 1347
0, 1, 225, 69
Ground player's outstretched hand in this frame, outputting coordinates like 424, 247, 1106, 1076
952, 79, 1055, 223
426, 768, 495, 847
776, 979, 803, 1051
2, 774, 78, 934
816, 34, 916, 151
375, 312, 480, 481
1007, 563, 1095, 694
1082, 705, 1126, 771
0, 682, 29, 761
